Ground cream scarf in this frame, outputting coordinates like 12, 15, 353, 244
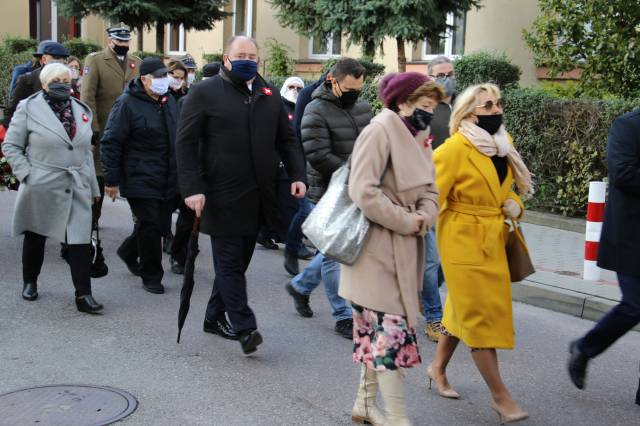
459, 119, 534, 199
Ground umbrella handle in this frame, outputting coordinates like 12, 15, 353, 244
192, 216, 201, 235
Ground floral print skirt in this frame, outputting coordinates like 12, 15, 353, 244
352, 303, 421, 371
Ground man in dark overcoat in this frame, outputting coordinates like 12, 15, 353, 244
568, 109, 640, 401
176, 36, 307, 355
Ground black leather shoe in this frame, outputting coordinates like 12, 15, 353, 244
203, 317, 239, 340
75, 295, 104, 314
22, 282, 38, 301
285, 282, 313, 317
568, 339, 589, 390
257, 233, 279, 250
116, 246, 141, 277
335, 318, 353, 339
170, 257, 185, 275
239, 330, 263, 355
143, 282, 165, 294
284, 250, 299, 276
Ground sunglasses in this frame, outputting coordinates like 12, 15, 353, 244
431, 71, 454, 79
475, 98, 504, 111
288, 86, 303, 92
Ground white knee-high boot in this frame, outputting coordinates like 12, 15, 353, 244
377, 369, 412, 426
352, 364, 386, 425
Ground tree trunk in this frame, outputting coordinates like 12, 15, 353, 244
396, 37, 406, 73
155, 21, 165, 54
136, 25, 144, 52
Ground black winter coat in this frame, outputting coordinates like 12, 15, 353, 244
4, 68, 43, 127
100, 78, 178, 200
598, 109, 640, 277
301, 82, 373, 203
175, 69, 306, 237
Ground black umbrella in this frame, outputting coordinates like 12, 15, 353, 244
177, 216, 201, 343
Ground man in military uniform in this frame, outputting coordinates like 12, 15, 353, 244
81, 27, 141, 277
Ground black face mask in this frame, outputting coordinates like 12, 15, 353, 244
47, 83, 71, 102
113, 45, 129, 56
476, 114, 503, 135
333, 81, 360, 108
408, 108, 433, 131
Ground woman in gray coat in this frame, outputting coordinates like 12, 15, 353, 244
3, 63, 104, 313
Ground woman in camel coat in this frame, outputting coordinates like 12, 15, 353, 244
427, 83, 533, 424
339, 72, 442, 426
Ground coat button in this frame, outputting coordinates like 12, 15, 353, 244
65, 189, 70, 193
68, 145, 73, 150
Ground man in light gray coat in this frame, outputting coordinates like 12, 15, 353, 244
3, 63, 104, 313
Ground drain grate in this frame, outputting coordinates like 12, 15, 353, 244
0, 384, 138, 426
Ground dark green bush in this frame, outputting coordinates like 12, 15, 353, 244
3, 37, 37, 54
132, 51, 164, 60
454, 51, 521, 92
264, 38, 294, 77
321, 57, 385, 83
203, 53, 223, 63
504, 87, 639, 216
0, 46, 33, 108
62, 38, 101, 59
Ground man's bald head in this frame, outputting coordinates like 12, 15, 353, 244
223, 36, 260, 78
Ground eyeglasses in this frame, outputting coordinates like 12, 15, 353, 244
288, 86, 303, 92
430, 71, 454, 79
475, 98, 504, 111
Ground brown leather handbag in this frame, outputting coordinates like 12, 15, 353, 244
506, 219, 535, 282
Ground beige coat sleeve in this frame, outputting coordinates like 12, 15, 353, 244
80, 54, 100, 132
348, 123, 417, 235
415, 146, 439, 233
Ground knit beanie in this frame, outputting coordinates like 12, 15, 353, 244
378, 72, 434, 109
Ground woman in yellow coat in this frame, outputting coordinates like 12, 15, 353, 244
426, 83, 533, 423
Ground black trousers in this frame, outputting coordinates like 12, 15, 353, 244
579, 273, 640, 358
23, 231, 91, 297
206, 236, 258, 334
170, 200, 195, 265
92, 176, 105, 228
119, 198, 172, 284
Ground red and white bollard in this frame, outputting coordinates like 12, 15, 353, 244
584, 181, 607, 281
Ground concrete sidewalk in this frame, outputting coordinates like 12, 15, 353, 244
517, 221, 635, 329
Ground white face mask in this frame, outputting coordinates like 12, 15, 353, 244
187, 73, 196, 85
70, 69, 80, 80
150, 77, 170, 95
284, 88, 300, 104
169, 76, 183, 91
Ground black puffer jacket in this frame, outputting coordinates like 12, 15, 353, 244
301, 83, 372, 203
100, 78, 178, 200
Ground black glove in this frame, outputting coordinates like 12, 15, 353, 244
91, 131, 100, 146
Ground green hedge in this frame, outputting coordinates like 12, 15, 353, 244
504, 87, 639, 216
455, 51, 521, 92
203, 53, 223, 63
3, 36, 37, 54
63, 38, 101, 59
131, 51, 164, 60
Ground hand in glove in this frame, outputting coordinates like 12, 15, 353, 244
502, 198, 522, 219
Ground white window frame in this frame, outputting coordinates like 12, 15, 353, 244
232, 0, 254, 37
308, 34, 341, 59
167, 23, 186, 55
51, 0, 58, 41
422, 12, 464, 60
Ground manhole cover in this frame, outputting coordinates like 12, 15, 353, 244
0, 385, 138, 426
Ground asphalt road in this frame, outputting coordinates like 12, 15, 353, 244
0, 191, 638, 426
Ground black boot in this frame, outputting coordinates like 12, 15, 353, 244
239, 330, 263, 355
163, 232, 174, 254
75, 295, 104, 314
283, 250, 299, 276
257, 233, 278, 250
90, 241, 108, 278
285, 282, 313, 317
22, 282, 38, 301
568, 339, 589, 390
170, 257, 185, 275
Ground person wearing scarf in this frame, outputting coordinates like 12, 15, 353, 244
426, 83, 532, 424
2, 62, 103, 314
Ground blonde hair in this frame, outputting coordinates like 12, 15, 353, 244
449, 83, 502, 134
39, 63, 71, 86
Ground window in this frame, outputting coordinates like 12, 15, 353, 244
30, 0, 80, 41
233, 0, 257, 37
309, 33, 342, 59
422, 13, 466, 59
167, 23, 186, 54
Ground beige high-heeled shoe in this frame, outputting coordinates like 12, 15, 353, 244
426, 365, 460, 399
491, 402, 529, 424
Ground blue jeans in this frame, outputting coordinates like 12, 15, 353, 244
285, 196, 313, 255
422, 228, 443, 323
291, 252, 352, 321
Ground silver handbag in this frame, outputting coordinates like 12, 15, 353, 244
301, 163, 370, 265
